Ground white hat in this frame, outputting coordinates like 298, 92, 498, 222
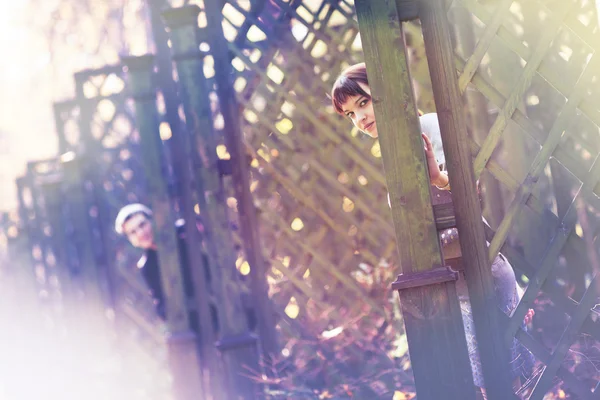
114, 203, 153, 234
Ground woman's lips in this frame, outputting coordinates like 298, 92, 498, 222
364, 121, 374, 132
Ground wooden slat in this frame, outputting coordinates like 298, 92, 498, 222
506, 151, 600, 346
457, 0, 514, 93
473, 0, 574, 179
458, 0, 591, 107
530, 272, 600, 399
356, 1, 477, 399
489, 54, 597, 263
421, 0, 517, 396
542, 281, 600, 341
509, 322, 595, 400
229, 44, 389, 186
266, 213, 388, 317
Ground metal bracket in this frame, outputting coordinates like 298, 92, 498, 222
217, 155, 254, 176
391, 265, 458, 291
217, 159, 232, 176
397, 0, 419, 21
215, 332, 258, 351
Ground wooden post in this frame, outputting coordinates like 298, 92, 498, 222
136, 8, 231, 400
354, 1, 476, 399
449, 5, 505, 229
26, 163, 54, 305
60, 156, 106, 318
418, 0, 516, 398
29, 157, 104, 326
39, 176, 72, 310
203, 0, 280, 367
121, 54, 206, 400
72, 72, 119, 315
162, 6, 261, 399
53, 101, 71, 154
145, 2, 231, 398
15, 176, 44, 300
144, 0, 186, 201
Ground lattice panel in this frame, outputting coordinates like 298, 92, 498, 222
56, 66, 171, 385
83, 145, 164, 342
74, 66, 139, 150
181, 0, 600, 397
206, 1, 404, 395
0, 210, 33, 310
55, 68, 139, 154
72, 66, 151, 304
54, 100, 82, 154
0, 213, 16, 254
449, 0, 600, 397
19, 160, 69, 310
92, 146, 164, 325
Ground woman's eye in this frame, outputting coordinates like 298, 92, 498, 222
360, 99, 368, 107
346, 112, 354, 118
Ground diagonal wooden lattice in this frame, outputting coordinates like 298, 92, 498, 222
51, 67, 173, 396
191, 2, 406, 396
446, 0, 600, 398
72, 66, 139, 150
18, 0, 600, 397
188, 0, 600, 397
17, 159, 68, 305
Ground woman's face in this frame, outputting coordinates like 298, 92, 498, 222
339, 82, 378, 138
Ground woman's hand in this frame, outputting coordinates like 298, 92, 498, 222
524, 308, 535, 325
422, 133, 447, 188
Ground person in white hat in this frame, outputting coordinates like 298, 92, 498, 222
115, 203, 201, 326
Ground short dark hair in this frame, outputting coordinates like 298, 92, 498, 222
331, 62, 370, 115
331, 62, 424, 116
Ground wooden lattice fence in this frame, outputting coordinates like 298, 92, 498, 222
196, 0, 600, 398
56, 65, 175, 395
441, 0, 600, 398
12, 1, 439, 396
183, 0, 420, 397
29, 66, 173, 398
8, 0, 600, 398
124, 1, 415, 396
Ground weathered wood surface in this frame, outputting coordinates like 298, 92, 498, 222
355, 0, 476, 398
419, 0, 516, 397
163, 6, 260, 399
122, 54, 206, 400
14, 0, 600, 398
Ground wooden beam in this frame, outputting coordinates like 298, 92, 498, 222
354, 1, 476, 398
204, 0, 280, 366
121, 54, 206, 400
162, 7, 261, 398
419, 0, 516, 398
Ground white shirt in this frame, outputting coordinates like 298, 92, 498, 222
387, 113, 445, 207
419, 113, 446, 168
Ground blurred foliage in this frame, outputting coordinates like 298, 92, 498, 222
256, 278, 415, 399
